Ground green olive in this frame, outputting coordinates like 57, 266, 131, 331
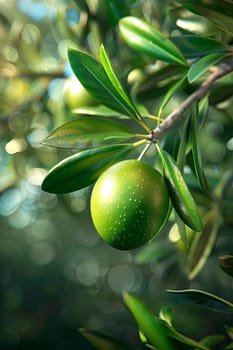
90, 160, 169, 250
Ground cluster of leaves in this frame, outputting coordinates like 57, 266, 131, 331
81, 282, 233, 350
40, 0, 233, 349
79, 252, 233, 350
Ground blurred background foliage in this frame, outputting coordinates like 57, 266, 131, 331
0, 0, 233, 349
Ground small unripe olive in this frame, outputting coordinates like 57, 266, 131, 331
90, 160, 169, 250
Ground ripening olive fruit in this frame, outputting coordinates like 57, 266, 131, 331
63, 77, 97, 110
90, 160, 169, 250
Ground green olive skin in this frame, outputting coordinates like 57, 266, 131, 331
90, 160, 169, 250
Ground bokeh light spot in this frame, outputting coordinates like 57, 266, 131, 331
107, 264, 142, 294
30, 242, 56, 265
5, 138, 27, 155
65, 8, 80, 26
76, 259, 99, 287
227, 137, 233, 151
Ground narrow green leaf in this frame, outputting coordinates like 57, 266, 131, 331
68, 48, 147, 127
225, 342, 233, 350
179, 0, 233, 36
218, 255, 233, 278
157, 147, 203, 232
119, 17, 187, 66
171, 36, 228, 59
134, 65, 187, 101
166, 327, 210, 350
191, 102, 210, 194
209, 79, 233, 105
124, 294, 209, 350
123, 293, 174, 350
79, 328, 137, 350
159, 319, 211, 349
99, 45, 143, 123
104, 0, 132, 25
41, 144, 133, 194
176, 16, 219, 36
158, 74, 187, 118
199, 334, 225, 349
73, 105, 123, 117
198, 96, 209, 129
159, 306, 173, 327
188, 208, 219, 280
74, 104, 149, 119
188, 53, 229, 83
167, 289, 233, 313
179, 0, 233, 19
43, 117, 135, 149
176, 113, 191, 173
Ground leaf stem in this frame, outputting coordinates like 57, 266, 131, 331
151, 58, 233, 140
135, 133, 150, 140
133, 139, 148, 148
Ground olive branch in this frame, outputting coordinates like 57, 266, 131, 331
139, 58, 233, 159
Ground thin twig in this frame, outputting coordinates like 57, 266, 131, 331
0, 69, 65, 79
137, 142, 152, 160
151, 59, 233, 140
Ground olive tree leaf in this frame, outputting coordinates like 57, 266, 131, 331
190, 102, 210, 195
41, 144, 133, 194
198, 96, 209, 129
171, 36, 228, 59
157, 147, 203, 232
176, 16, 219, 36
179, 0, 233, 36
179, 0, 233, 19
99, 45, 144, 124
134, 65, 187, 101
73, 105, 123, 117
209, 75, 233, 105
104, 0, 132, 25
167, 327, 210, 349
159, 306, 173, 327
68, 48, 149, 130
123, 293, 175, 350
188, 208, 219, 280
73, 104, 149, 120
124, 293, 210, 350
79, 328, 137, 350
176, 109, 192, 173
42, 117, 135, 149
158, 74, 187, 118
170, 108, 191, 246
119, 16, 187, 66
167, 289, 233, 313
218, 255, 233, 278
225, 342, 233, 350
199, 335, 225, 349
188, 53, 230, 83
